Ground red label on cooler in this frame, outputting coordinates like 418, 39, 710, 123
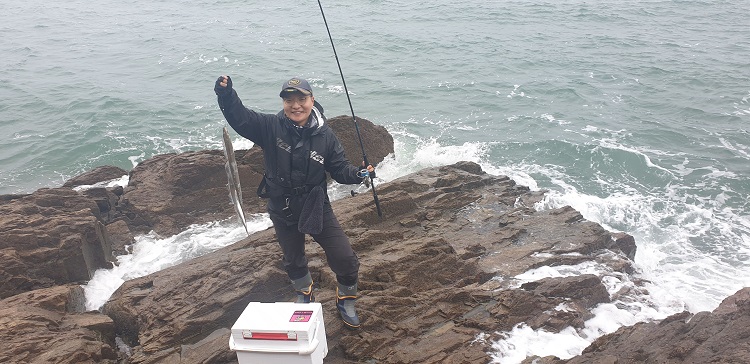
289, 310, 313, 322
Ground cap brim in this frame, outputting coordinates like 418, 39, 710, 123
279, 87, 312, 97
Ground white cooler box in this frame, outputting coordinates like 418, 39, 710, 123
229, 302, 328, 364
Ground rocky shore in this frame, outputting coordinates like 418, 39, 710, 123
1, 116, 748, 364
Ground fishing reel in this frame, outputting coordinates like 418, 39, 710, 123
351, 169, 375, 196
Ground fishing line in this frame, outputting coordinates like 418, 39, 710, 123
316, 0, 383, 218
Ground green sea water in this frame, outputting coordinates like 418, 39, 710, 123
2, 0, 749, 318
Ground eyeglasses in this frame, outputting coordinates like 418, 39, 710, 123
283, 96, 309, 106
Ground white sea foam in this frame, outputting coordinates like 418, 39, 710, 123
72, 175, 129, 192
83, 214, 272, 311
327, 134, 490, 200
476, 144, 750, 362
232, 137, 254, 150
597, 138, 674, 175
366, 131, 490, 181
485, 165, 540, 192
489, 260, 684, 363
718, 137, 749, 159
505, 84, 531, 99
582, 125, 598, 132
734, 92, 750, 115
541, 113, 570, 125
490, 324, 591, 363
128, 152, 145, 168
326, 85, 355, 95
411, 132, 750, 316
536, 178, 750, 312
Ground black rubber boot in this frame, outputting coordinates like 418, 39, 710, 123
336, 283, 360, 328
292, 272, 314, 303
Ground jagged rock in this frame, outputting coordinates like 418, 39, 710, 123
105, 220, 136, 256
327, 115, 394, 166
102, 228, 291, 363
564, 287, 750, 363
521, 275, 610, 309
101, 161, 632, 363
79, 186, 126, 224
610, 232, 637, 261
121, 150, 248, 237
713, 287, 750, 315
63, 165, 128, 188
0, 285, 118, 364
0, 188, 114, 299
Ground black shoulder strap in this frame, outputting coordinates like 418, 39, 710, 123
256, 176, 270, 198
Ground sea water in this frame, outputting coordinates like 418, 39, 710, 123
2, 0, 749, 362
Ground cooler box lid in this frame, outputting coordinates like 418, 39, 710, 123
230, 302, 324, 354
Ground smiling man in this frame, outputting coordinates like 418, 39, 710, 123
280, 79, 315, 125
215, 75, 373, 328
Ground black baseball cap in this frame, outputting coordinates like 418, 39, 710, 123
279, 78, 313, 97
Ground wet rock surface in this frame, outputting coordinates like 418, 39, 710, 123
558, 287, 750, 364
0, 285, 117, 363
0, 188, 113, 299
62, 165, 129, 189
1, 122, 747, 363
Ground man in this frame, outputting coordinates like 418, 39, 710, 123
215, 75, 373, 328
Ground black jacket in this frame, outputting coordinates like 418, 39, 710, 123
217, 89, 363, 223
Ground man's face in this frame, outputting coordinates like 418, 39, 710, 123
282, 92, 315, 126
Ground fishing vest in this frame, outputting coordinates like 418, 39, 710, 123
257, 106, 329, 199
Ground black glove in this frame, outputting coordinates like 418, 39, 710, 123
214, 76, 233, 97
369, 169, 376, 179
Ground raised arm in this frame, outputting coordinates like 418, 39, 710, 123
214, 75, 276, 148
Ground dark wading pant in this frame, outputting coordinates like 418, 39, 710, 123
271, 204, 359, 286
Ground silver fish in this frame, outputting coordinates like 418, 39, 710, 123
222, 127, 249, 236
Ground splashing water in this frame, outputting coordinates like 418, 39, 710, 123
84, 214, 272, 311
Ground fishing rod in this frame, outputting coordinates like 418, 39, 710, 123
316, 0, 383, 218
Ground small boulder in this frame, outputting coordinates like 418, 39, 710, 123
63, 165, 128, 188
